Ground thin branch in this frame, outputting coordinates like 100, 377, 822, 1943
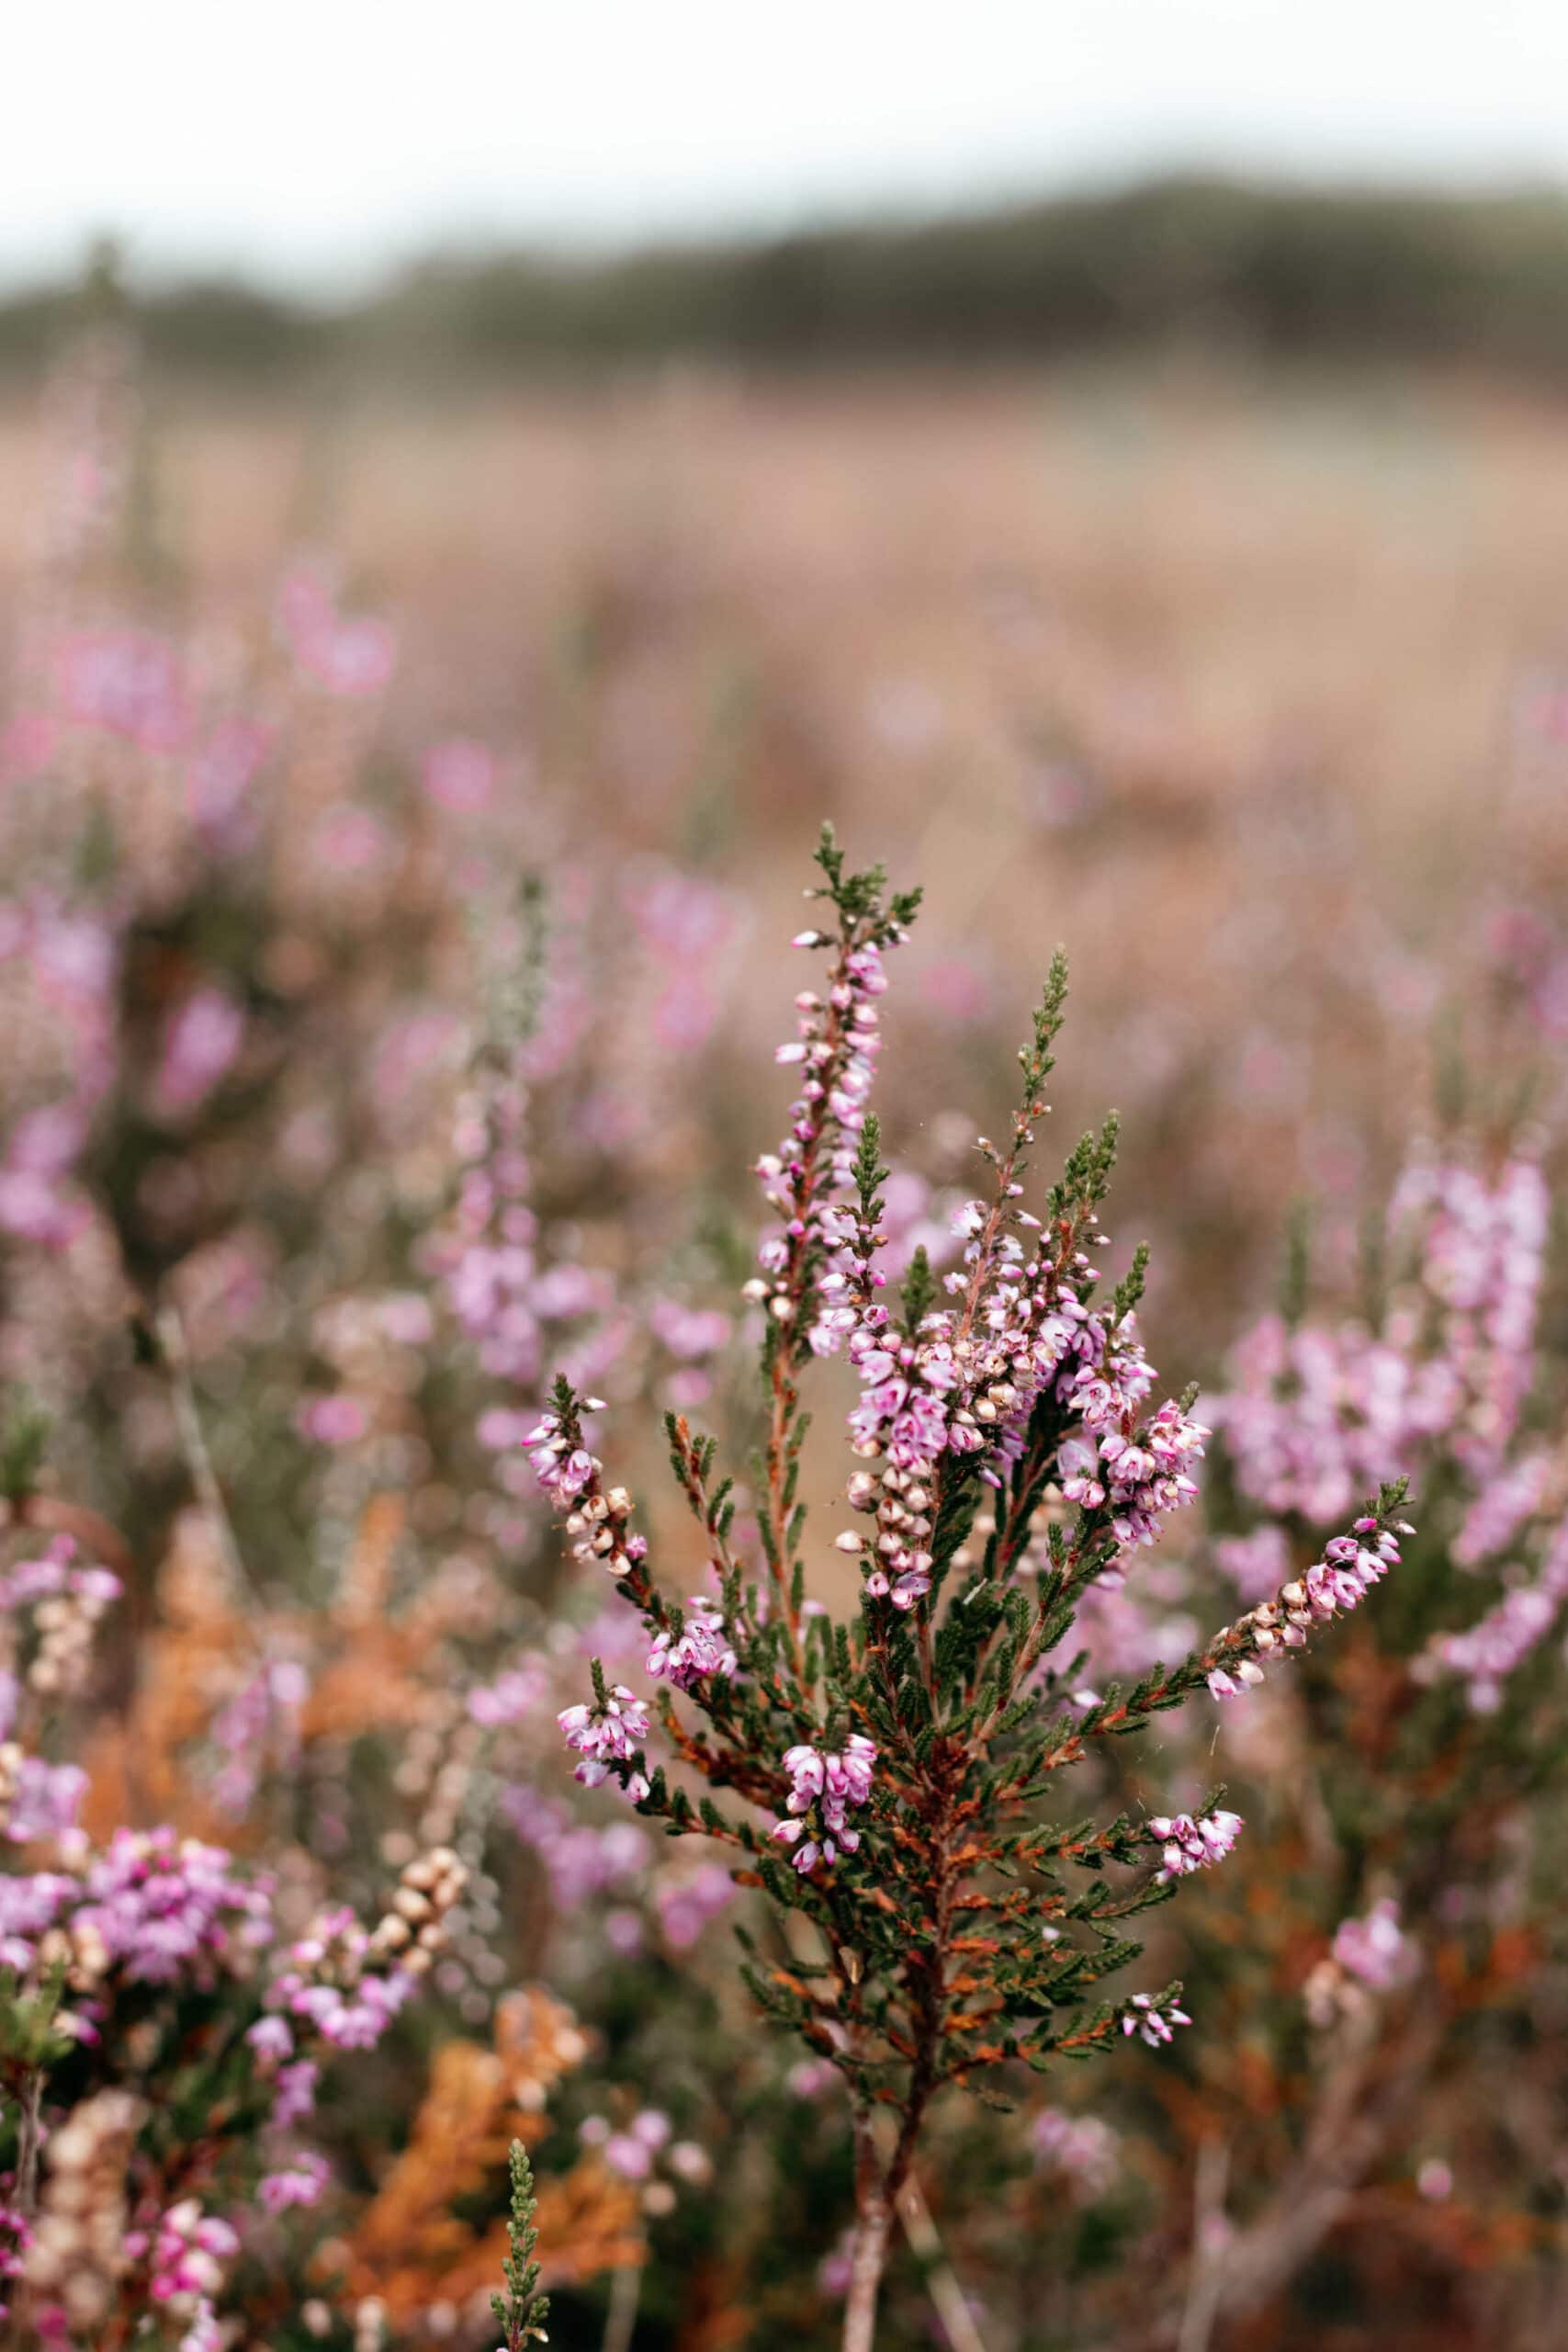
898, 2174, 988, 2352
154, 1305, 263, 1608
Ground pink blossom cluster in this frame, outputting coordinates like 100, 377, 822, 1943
833, 1233, 1205, 1608
276, 560, 396, 699
656, 1861, 736, 1951
1207, 1516, 1406, 1699
580, 2107, 673, 2182
264, 1908, 415, 2052
0, 1537, 120, 1616
446, 1072, 552, 1389
1333, 1898, 1418, 1991
0, 1756, 88, 1846
578, 2107, 710, 2210
772, 1736, 876, 1875
1068, 1367, 1209, 1549
468, 1657, 552, 1726
498, 1792, 647, 1909
73, 1829, 275, 1988
646, 1599, 737, 1690
206, 1657, 309, 1818
133, 2199, 238, 2323
1147, 1808, 1244, 1881
53, 626, 190, 753
1393, 1156, 1548, 1467
152, 988, 246, 1121
1030, 2106, 1122, 2198
0, 900, 118, 1248
1452, 1452, 1551, 1568
624, 858, 747, 1061
751, 933, 893, 1328
1218, 1155, 1548, 1521
558, 1686, 652, 1802
1058, 1570, 1200, 1683
1419, 1519, 1568, 1713
256, 2153, 331, 2215
1122, 1993, 1192, 2047
525, 1412, 649, 1580
0, 1829, 270, 1996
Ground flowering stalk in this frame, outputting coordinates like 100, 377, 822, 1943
748, 826, 921, 1662
525, 828, 1416, 2350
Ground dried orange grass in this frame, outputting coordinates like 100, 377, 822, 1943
332, 1988, 643, 2325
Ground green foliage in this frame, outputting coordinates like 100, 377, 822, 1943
491, 2139, 550, 2348
23, 178, 1568, 384
0, 1389, 51, 1505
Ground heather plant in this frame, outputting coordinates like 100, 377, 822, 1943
0, 1446, 469, 2347
1077, 1127, 1568, 2346
490, 2141, 549, 2350
525, 826, 1414, 2349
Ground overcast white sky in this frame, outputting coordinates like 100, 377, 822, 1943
10, 0, 1568, 293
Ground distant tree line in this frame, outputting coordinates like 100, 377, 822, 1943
10, 176, 1568, 381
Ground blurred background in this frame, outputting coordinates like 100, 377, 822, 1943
8, 0, 1568, 1351
6, 8, 1568, 2348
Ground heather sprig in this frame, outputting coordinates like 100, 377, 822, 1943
526, 831, 1417, 2350
490, 2137, 550, 2351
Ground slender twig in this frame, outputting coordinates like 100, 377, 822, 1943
15, 2067, 43, 2216
154, 1306, 262, 1608
601, 2260, 642, 2352
897, 2174, 988, 2352
1174, 2138, 1230, 2352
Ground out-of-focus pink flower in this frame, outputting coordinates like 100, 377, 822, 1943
153, 989, 245, 1120
296, 1396, 370, 1447
423, 738, 495, 812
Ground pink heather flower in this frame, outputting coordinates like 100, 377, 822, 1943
55, 627, 189, 752
246, 2016, 294, 2064
657, 1863, 736, 1951
187, 715, 269, 849
468, 1660, 549, 1725
273, 2061, 319, 2128
70, 1827, 273, 1984
257, 2154, 330, 2215
773, 1736, 877, 1873
1031, 2107, 1121, 2199
147, 2199, 239, 2301
1213, 1524, 1291, 1603
1209, 1513, 1408, 1699
558, 1687, 651, 1800
152, 989, 244, 1119
1122, 1994, 1192, 2048
1217, 1154, 1547, 1517
422, 737, 495, 811
646, 1600, 737, 1690
1148, 1809, 1244, 1881
649, 1299, 732, 1362
1333, 1899, 1417, 1992
4, 1758, 87, 1844
1421, 1519, 1568, 1713
315, 805, 392, 873
281, 560, 395, 697
296, 1395, 370, 1447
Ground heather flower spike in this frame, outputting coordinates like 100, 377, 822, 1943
525, 826, 1416, 2351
